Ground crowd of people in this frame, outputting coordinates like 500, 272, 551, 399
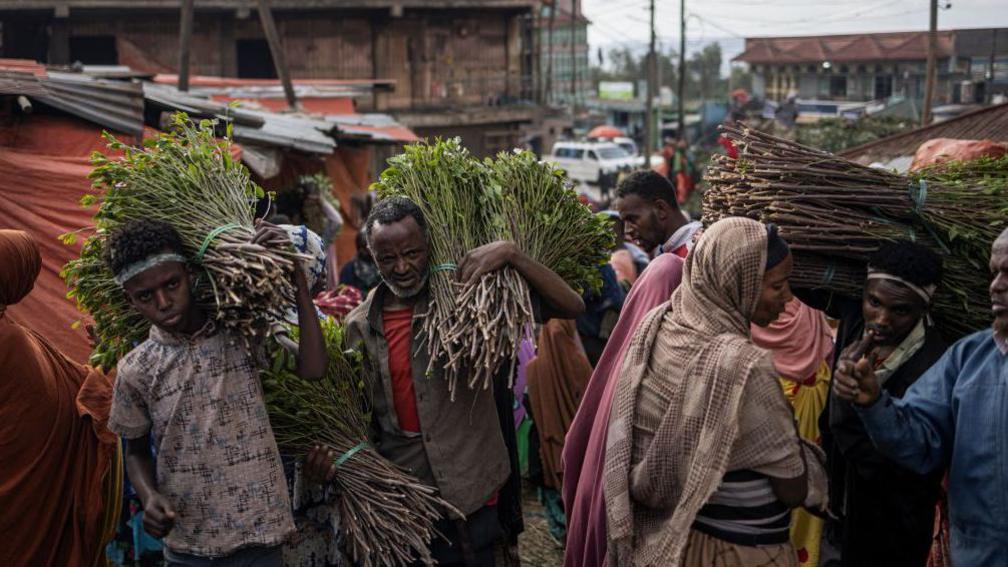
2, 162, 1007, 567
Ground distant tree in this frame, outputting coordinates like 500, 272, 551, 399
729, 66, 753, 93
590, 42, 735, 103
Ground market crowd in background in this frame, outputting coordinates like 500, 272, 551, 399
3, 110, 1008, 567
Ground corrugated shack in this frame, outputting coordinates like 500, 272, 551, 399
0, 59, 416, 363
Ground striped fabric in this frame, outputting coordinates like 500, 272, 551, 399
693, 470, 791, 546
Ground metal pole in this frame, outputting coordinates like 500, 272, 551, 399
178, 0, 195, 92
988, 29, 998, 104
677, 0, 686, 140
257, 0, 299, 110
645, 0, 655, 159
922, 0, 937, 126
570, 0, 578, 110
545, 0, 556, 104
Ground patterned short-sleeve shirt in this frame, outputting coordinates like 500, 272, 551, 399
108, 322, 294, 557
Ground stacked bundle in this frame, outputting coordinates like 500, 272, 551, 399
263, 320, 460, 567
704, 125, 1007, 337
63, 115, 303, 368
374, 139, 612, 398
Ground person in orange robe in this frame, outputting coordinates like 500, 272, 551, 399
0, 229, 120, 566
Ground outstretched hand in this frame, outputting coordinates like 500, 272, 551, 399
252, 219, 290, 248
457, 241, 518, 285
833, 332, 882, 407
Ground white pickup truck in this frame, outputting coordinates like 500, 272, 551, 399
548, 141, 637, 187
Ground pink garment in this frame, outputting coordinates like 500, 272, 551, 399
562, 253, 685, 567
750, 298, 835, 383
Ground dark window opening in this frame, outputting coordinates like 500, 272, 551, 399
874, 75, 893, 99
829, 76, 848, 98
1, 20, 49, 61
236, 38, 276, 79
69, 36, 118, 65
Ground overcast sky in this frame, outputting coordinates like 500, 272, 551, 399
581, 0, 1008, 67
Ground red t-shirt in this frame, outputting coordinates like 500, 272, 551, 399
383, 308, 421, 433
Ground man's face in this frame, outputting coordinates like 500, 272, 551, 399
123, 260, 200, 334
990, 240, 1008, 337
369, 216, 430, 298
616, 193, 667, 252
862, 278, 927, 347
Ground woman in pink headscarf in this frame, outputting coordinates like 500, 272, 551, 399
751, 298, 835, 567
562, 252, 686, 567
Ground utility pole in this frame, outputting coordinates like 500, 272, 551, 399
677, 0, 686, 141
571, 0, 578, 111
645, 0, 656, 161
544, 1, 556, 105
257, 0, 299, 110
178, 0, 195, 92
921, 0, 937, 126
987, 29, 998, 104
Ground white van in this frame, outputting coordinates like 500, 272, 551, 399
549, 141, 636, 186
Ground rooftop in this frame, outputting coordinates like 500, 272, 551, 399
840, 102, 1008, 166
733, 30, 957, 65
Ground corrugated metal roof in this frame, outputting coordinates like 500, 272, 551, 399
40, 72, 145, 137
734, 30, 957, 64
841, 102, 1008, 165
0, 60, 144, 137
143, 83, 336, 154
325, 113, 418, 143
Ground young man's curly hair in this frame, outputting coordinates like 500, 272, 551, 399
104, 219, 186, 276
615, 169, 679, 207
868, 240, 943, 288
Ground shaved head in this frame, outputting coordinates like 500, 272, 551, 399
997, 228, 1008, 248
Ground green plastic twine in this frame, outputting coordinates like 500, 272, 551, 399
821, 263, 836, 286
909, 179, 928, 212
334, 441, 368, 468
431, 263, 458, 274
195, 223, 243, 263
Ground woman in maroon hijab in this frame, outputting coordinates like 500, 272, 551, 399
0, 229, 120, 565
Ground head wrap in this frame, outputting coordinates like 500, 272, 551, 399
0, 230, 43, 314
866, 268, 937, 305
114, 253, 188, 286
765, 223, 790, 269
605, 217, 819, 564
283, 224, 327, 324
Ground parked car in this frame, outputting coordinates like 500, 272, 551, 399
549, 141, 636, 189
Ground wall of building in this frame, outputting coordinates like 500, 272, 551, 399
1, 7, 532, 115
753, 59, 956, 103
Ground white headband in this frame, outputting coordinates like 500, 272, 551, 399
866, 268, 937, 304
114, 253, 188, 286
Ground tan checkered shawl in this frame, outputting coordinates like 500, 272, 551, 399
603, 217, 800, 566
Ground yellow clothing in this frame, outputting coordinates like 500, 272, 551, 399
779, 362, 830, 567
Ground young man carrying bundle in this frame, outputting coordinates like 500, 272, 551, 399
106, 219, 328, 566
795, 240, 947, 567
343, 197, 583, 566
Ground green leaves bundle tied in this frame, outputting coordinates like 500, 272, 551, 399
262, 319, 460, 567
373, 139, 612, 399
704, 125, 1007, 338
62, 113, 302, 367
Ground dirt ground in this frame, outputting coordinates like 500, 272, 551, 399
517, 483, 565, 567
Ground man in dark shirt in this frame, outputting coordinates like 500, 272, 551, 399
339, 230, 380, 296
344, 197, 583, 566
796, 240, 947, 567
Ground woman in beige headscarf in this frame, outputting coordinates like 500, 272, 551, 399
603, 217, 828, 566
